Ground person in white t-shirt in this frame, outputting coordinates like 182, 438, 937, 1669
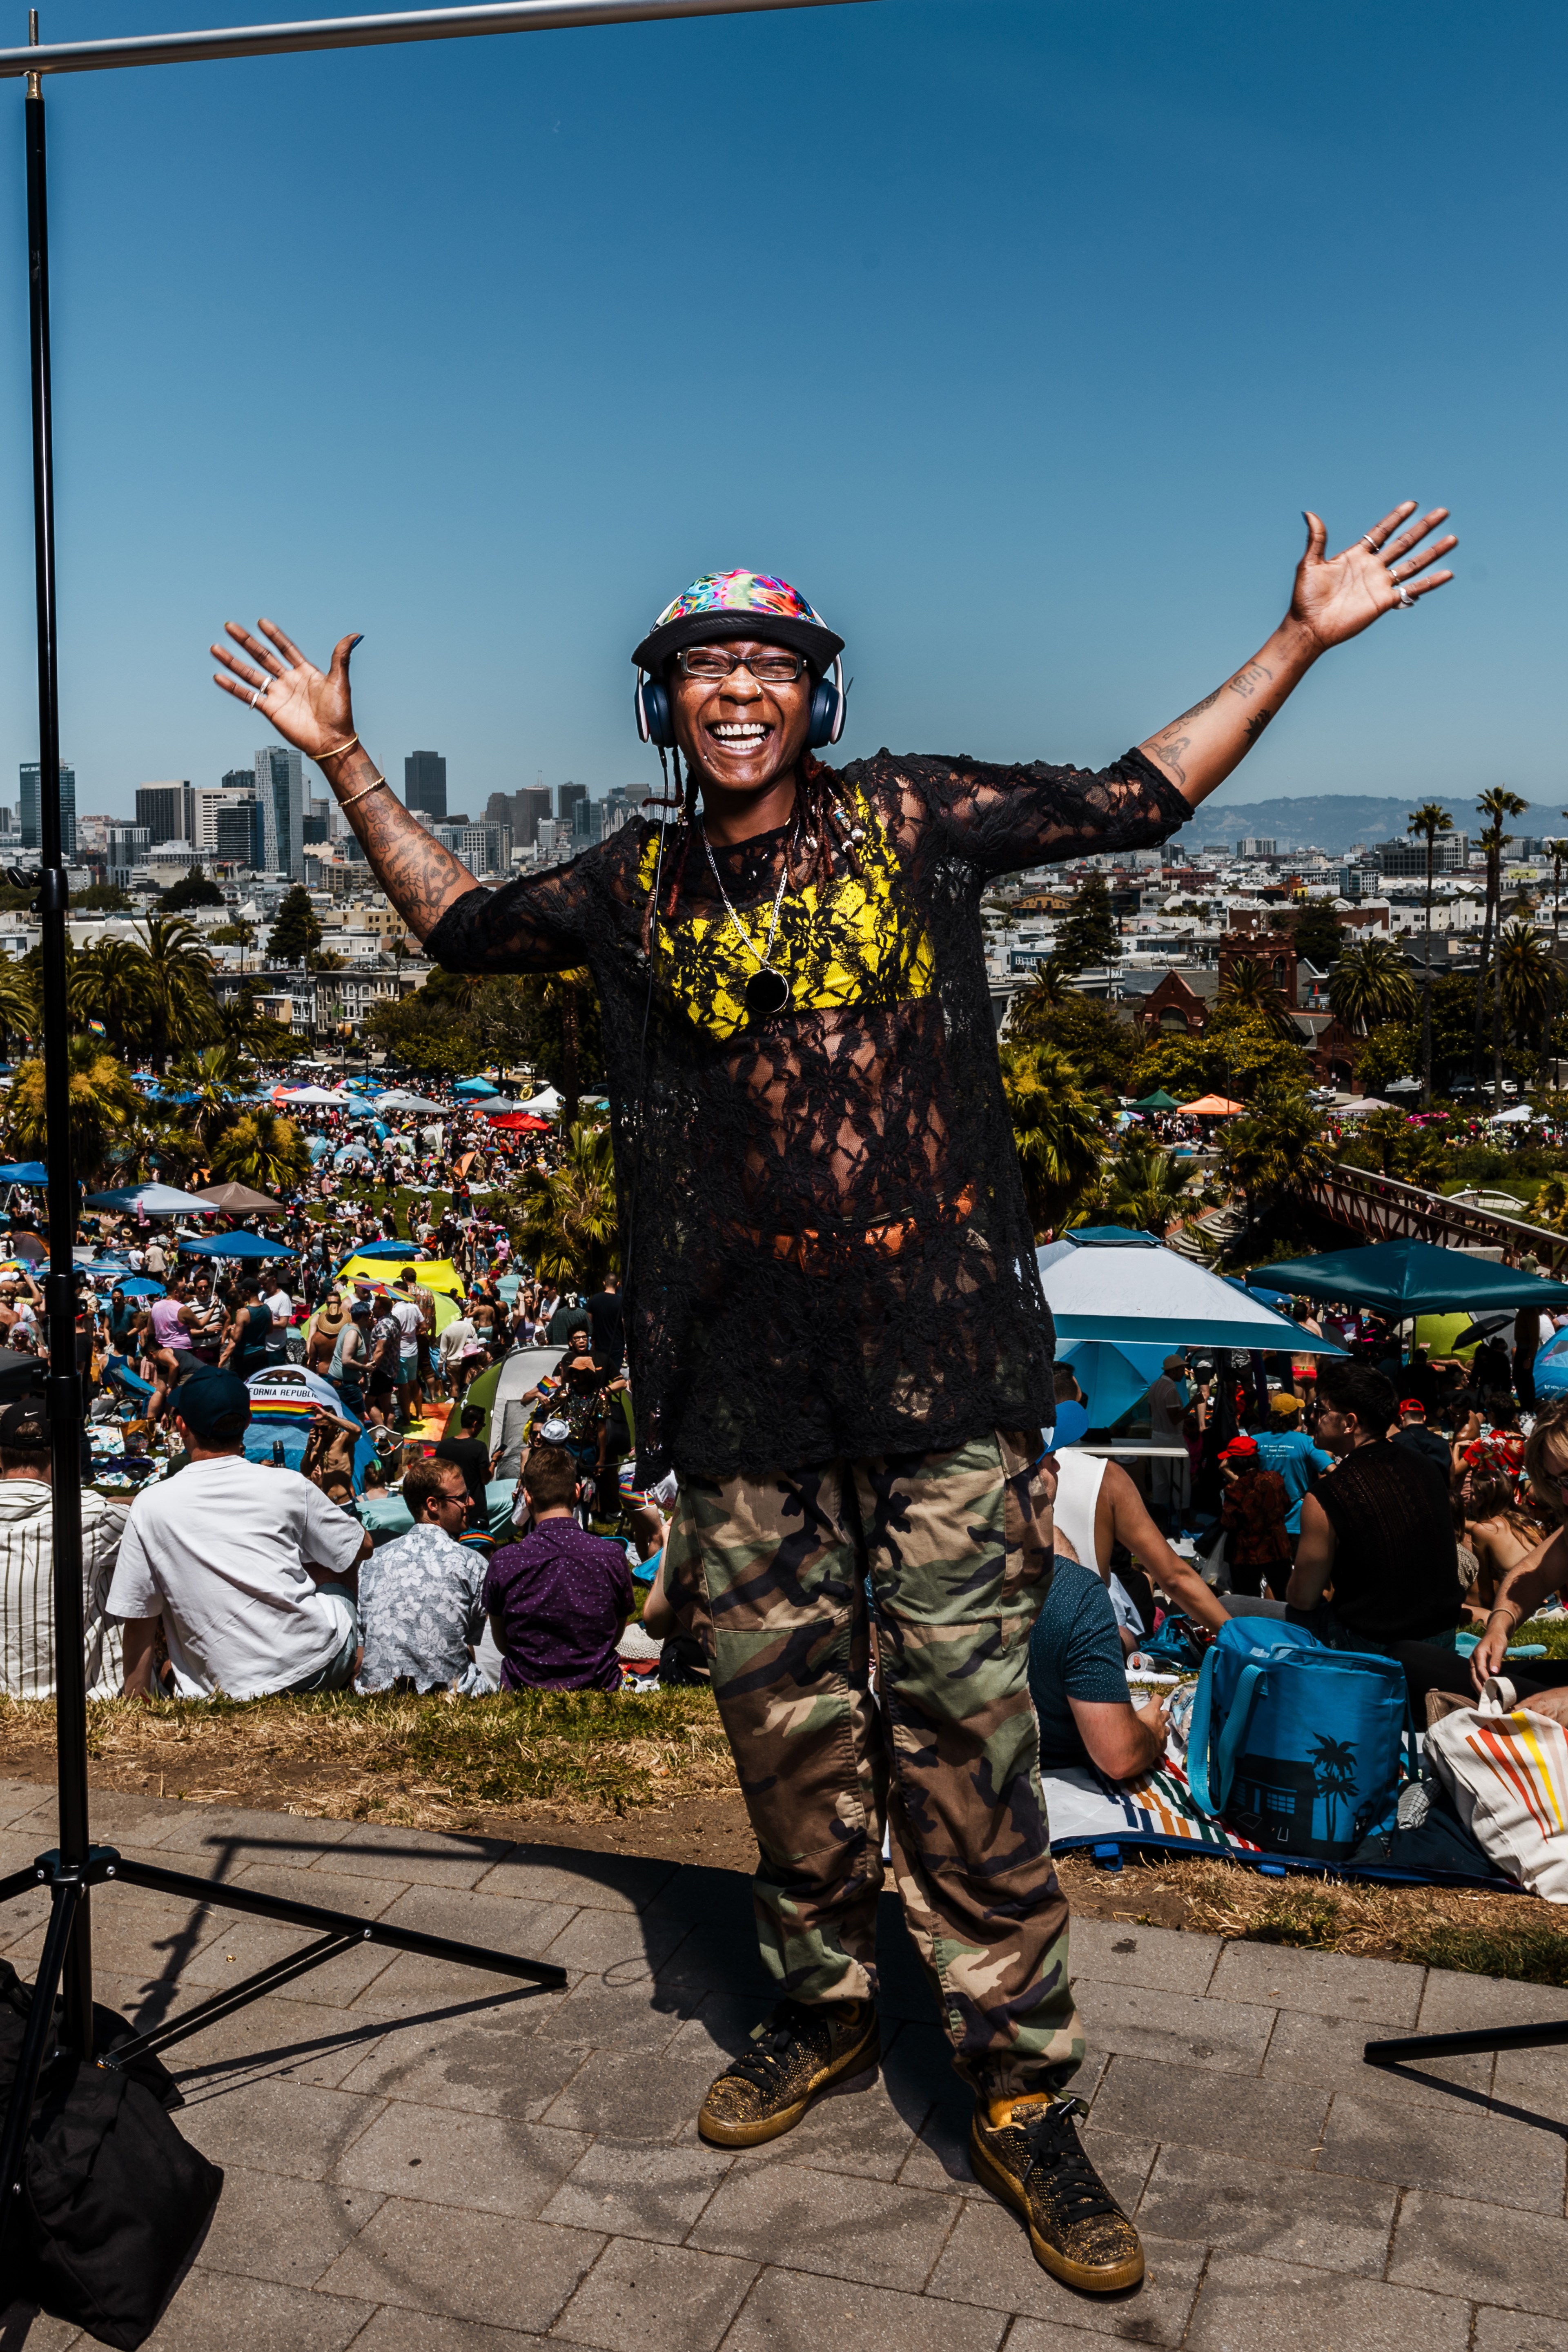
263, 1281, 295, 1326
108, 1367, 370, 1699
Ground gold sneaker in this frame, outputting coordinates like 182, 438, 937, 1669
697, 1998, 880, 2149
969, 2091, 1145, 2294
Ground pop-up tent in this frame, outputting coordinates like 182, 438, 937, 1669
1244, 1238, 1568, 1316
1130, 1089, 1180, 1112
1037, 1231, 1348, 1355
179, 1232, 296, 1261
84, 1184, 218, 1217
193, 1181, 286, 1213
1176, 1095, 1244, 1117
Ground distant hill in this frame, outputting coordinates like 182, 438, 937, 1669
1178, 795, 1555, 856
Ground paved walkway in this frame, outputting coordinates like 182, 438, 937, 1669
1, 1774, 1563, 2351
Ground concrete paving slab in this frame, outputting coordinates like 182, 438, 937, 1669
194, 2165, 385, 2288
1262, 2003, 1495, 2109
688, 2160, 960, 2291
174, 2073, 387, 2182
1182, 2251, 1473, 2352
1318, 2090, 1568, 2210
1075, 1980, 1277, 2074
140, 2270, 374, 2351
1089, 2049, 1330, 2166
1390, 2187, 1568, 2317
474, 1843, 677, 1913
1207, 1936, 1427, 2026
316, 2196, 604, 2331
541, 2138, 735, 2243
926, 2201, 1204, 2341
1137, 2141, 1398, 2274
1069, 1915, 1222, 1995
719, 2263, 1007, 2352
328, 1820, 515, 1888
553, 2236, 757, 2352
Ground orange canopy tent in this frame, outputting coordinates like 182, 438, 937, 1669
1178, 1094, 1245, 1116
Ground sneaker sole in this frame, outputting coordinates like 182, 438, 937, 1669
968, 2121, 1146, 2295
698, 2020, 882, 2149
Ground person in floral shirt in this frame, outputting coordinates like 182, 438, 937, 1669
357, 1458, 487, 1693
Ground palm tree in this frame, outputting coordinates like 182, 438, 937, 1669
4, 1037, 146, 1183
1220, 1076, 1330, 1232
1471, 787, 1528, 1092
1407, 801, 1453, 1103
1104, 1139, 1193, 1238
69, 935, 151, 1056
516, 1119, 620, 1288
167, 1043, 257, 1145
999, 1040, 1107, 1237
1218, 956, 1299, 1041
136, 915, 219, 1071
1495, 919, 1555, 1071
209, 1106, 310, 1194
0, 955, 37, 1060
1327, 936, 1417, 1037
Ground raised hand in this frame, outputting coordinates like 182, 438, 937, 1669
211, 619, 361, 760
1290, 502, 1457, 653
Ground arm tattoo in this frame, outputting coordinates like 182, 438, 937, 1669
1242, 708, 1274, 744
1158, 689, 1219, 734
1147, 734, 1189, 784
332, 749, 476, 941
1226, 661, 1274, 702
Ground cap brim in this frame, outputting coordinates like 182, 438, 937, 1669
633, 609, 844, 675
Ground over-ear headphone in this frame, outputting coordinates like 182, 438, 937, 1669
636, 655, 847, 751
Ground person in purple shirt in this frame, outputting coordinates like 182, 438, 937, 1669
483, 1441, 633, 1691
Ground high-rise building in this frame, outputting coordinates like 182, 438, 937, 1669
435, 821, 511, 878
572, 796, 603, 849
105, 823, 151, 886
213, 798, 264, 869
514, 786, 551, 848
256, 745, 304, 880
557, 782, 586, 829
303, 795, 331, 845
405, 751, 447, 819
536, 817, 559, 860
20, 762, 77, 856
135, 781, 192, 846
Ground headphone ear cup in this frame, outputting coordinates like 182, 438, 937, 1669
808, 676, 842, 750
637, 676, 675, 748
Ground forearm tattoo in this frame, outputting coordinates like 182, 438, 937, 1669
331, 749, 474, 941
1147, 658, 1277, 782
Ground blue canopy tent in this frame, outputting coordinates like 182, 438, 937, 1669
84, 1184, 218, 1217
335, 1238, 426, 1266
452, 1076, 499, 1098
117, 1276, 165, 1298
1243, 1239, 1568, 1316
179, 1233, 296, 1261
0, 1163, 47, 1184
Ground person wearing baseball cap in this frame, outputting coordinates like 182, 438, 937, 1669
1254, 1392, 1334, 1550
107, 1367, 370, 1702
1392, 1394, 1451, 1477
1219, 1431, 1292, 1599
216, 490, 1458, 2294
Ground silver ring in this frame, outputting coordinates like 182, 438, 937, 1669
1394, 586, 1416, 609
1361, 533, 1381, 552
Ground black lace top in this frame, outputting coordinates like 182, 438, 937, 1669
426, 746, 1189, 1479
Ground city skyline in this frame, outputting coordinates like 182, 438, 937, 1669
0, 2, 1553, 823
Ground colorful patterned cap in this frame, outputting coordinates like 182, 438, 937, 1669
632, 569, 844, 675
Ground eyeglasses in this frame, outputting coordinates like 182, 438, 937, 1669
676, 648, 806, 686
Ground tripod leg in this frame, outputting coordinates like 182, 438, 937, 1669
0, 1874, 80, 2244
1366, 2018, 1568, 2065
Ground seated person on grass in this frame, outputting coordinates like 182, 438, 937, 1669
482, 1441, 633, 1692
1026, 1530, 1171, 1785
358, 1457, 487, 1693
107, 1367, 370, 1699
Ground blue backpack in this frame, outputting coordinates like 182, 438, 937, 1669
1185, 1618, 1412, 1863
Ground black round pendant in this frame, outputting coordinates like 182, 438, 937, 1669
745, 967, 791, 1017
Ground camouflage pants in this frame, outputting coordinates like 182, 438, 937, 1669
664, 1431, 1082, 2097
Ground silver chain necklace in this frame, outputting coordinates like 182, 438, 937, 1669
699, 823, 797, 1017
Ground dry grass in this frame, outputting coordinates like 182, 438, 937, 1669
0, 1687, 737, 1832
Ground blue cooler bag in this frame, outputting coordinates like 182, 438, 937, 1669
1185, 1618, 1411, 1862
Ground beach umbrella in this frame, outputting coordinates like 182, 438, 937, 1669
85, 1184, 219, 1216
1244, 1238, 1568, 1316
193, 1181, 287, 1214
179, 1232, 297, 1261
1489, 1104, 1537, 1125
1037, 1231, 1348, 1353
276, 1084, 352, 1105
1056, 1339, 1175, 1428
118, 1276, 165, 1298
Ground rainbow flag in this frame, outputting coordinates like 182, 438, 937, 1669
87, 1019, 106, 1036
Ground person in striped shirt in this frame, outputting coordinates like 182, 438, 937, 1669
0, 1398, 126, 1699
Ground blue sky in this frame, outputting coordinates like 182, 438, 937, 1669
0, 0, 1559, 822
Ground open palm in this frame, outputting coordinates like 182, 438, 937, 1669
1291, 502, 1457, 651
211, 618, 360, 760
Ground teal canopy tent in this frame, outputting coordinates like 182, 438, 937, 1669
1243, 1238, 1568, 1315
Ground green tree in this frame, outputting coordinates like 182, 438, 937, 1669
1408, 800, 1454, 1103
1103, 1139, 1194, 1238
0, 954, 38, 1057
1000, 1040, 1107, 1236
1055, 875, 1119, 974
76, 882, 132, 913
265, 885, 324, 967
1353, 1021, 1421, 1099
218, 986, 293, 1062
209, 918, 257, 967
166, 1043, 256, 1145
1496, 918, 1555, 1062
1328, 935, 1417, 1036
1218, 956, 1299, 1041
159, 864, 224, 913
69, 935, 150, 1055
363, 984, 483, 1078
1472, 786, 1528, 1091
1130, 1003, 1310, 1105
1220, 1075, 1330, 1231
1007, 984, 1138, 1092
1290, 900, 1344, 969
136, 915, 219, 1071
209, 1107, 310, 1194
1333, 1106, 1445, 1186
510, 1120, 620, 1289
4, 1037, 146, 1182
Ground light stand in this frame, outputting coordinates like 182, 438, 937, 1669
0, 0, 873, 2235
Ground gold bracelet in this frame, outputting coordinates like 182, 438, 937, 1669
339, 769, 389, 810
315, 733, 359, 766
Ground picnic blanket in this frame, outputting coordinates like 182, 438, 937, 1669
1044, 1741, 1519, 1892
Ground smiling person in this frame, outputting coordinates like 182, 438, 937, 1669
214, 505, 1454, 2299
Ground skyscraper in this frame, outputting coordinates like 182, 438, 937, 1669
515, 786, 551, 848
557, 782, 586, 829
405, 751, 447, 819
135, 781, 192, 844
256, 746, 304, 880
213, 798, 264, 869
572, 796, 603, 849
19, 762, 76, 856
